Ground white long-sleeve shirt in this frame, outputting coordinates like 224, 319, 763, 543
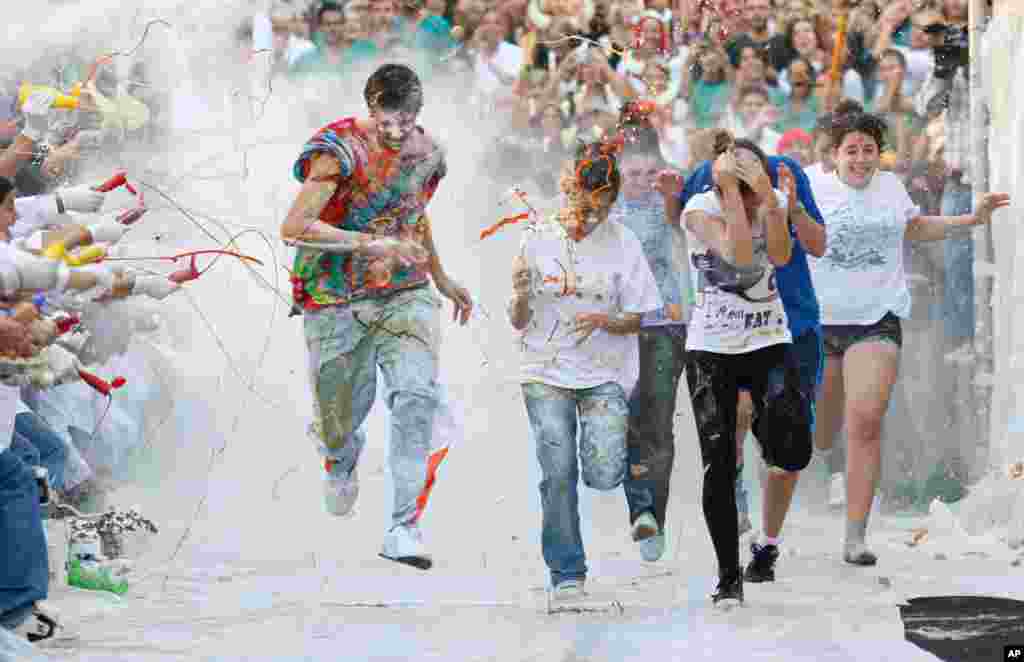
11, 194, 78, 242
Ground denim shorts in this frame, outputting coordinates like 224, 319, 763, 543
822, 312, 903, 357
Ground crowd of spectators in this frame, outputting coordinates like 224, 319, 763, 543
241, 0, 966, 212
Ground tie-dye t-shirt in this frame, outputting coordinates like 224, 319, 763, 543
291, 117, 446, 310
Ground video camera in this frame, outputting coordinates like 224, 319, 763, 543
925, 23, 969, 80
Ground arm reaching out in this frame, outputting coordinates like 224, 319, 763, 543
906, 192, 1012, 241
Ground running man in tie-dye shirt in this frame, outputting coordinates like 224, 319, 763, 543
280, 64, 472, 570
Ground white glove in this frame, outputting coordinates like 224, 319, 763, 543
27, 195, 73, 227
20, 90, 56, 142
59, 186, 106, 214
87, 222, 127, 245
43, 345, 81, 387
132, 276, 180, 301
10, 249, 71, 292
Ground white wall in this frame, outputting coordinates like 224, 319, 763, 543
983, 15, 1024, 468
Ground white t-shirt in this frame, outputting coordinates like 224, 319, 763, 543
683, 189, 792, 354
518, 217, 662, 392
804, 163, 844, 201
807, 170, 920, 325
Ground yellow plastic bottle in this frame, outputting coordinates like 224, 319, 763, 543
17, 83, 81, 111
65, 245, 106, 267
42, 242, 66, 261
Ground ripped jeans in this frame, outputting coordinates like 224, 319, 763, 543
305, 287, 441, 529
624, 325, 687, 531
522, 381, 628, 586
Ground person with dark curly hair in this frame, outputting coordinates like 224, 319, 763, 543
281, 64, 473, 570
509, 140, 661, 601
807, 111, 1010, 567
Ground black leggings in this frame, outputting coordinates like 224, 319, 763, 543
685, 344, 813, 573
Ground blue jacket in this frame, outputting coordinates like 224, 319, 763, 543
678, 155, 824, 338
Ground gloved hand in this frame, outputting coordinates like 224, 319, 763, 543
44, 345, 81, 386
132, 275, 180, 300
59, 185, 106, 213
20, 90, 56, 142
86, 222, 127, 244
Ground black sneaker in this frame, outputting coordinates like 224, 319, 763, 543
744, 543, 780, 583
712, 569, 744, 607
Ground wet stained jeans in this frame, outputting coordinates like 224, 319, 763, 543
623, 325, 687, 531
522, 381, 629, 586
305, 287, 441, 529
0, 444, 46, 630
941, 180, 974, 345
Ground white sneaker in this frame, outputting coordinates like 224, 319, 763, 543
551, 578, 585, 601
639, 532, 666, 562
738, 511, 753, 537
944, 342, 975, 365
380, 524, 432, 570
324, 459, 358, 517
828, 473, 846, 509
630, 512, 658, 541
11, 602, 75, 646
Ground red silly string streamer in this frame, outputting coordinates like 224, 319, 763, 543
480, 213, 530, 240
77, 368, 127, 438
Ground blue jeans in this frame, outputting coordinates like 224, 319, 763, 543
941, 181, 974, 344
305, 288, 441, 528
522, 381, 628, 586
0, 446, 47, 629
624, 325, 687, 530
10, 413, 68, 492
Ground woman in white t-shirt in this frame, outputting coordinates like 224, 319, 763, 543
682, 138, 812, 607
807, 111, 1010, 567
508, 142, 662, 602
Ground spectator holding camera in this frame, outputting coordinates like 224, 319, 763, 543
913, 11, 973, 362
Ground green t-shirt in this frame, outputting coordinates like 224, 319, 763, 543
774, 95, 820, 134
288, 40, 380, 79
690, 80, 733, 130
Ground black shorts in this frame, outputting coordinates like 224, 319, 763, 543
686, 344, 813, 473
822, 312, 903, 357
